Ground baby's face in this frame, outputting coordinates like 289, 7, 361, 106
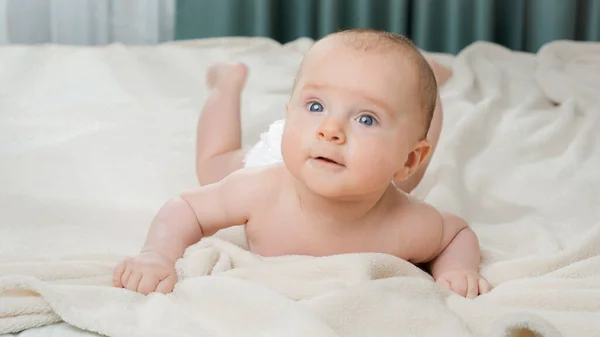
281, 40, 426, 198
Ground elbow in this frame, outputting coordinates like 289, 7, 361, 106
440, 212, 477, 248
441, 212, 469, 230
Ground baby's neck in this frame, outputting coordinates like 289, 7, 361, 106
291, 177, 393, 224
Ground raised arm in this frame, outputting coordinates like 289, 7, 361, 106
139, 168, 255, 261
113, 167, 263, 294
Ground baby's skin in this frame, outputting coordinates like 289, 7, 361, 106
113, 29, 492, 299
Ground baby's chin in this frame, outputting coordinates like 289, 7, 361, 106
295, 171, 349, 198
307, 183, 350, 199
299, 174, 379, 200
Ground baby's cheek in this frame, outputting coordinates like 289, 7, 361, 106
281, 127, 306, 166
281, 132, 295, 160
354, 148, 396, 180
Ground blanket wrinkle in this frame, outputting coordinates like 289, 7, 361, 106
2, 37, 600, 337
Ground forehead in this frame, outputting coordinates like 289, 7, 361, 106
296, 40, 420, 111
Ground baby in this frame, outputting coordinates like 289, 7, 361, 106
113, 29, 491, 299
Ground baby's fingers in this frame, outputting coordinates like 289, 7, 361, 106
466, 275, 478, 299
120, 264, 134, 289
112, 261, 126, 288
478, 278, 493, 294
125, 271, 143, 292
137, 274, 161, 295
451, 278, 468, 297
155, 273, 177, 294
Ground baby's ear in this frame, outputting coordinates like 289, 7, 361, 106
393, 140, 431, 182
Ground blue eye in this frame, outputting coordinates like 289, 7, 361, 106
356, 115, 375, 126
308, 102, 324, 112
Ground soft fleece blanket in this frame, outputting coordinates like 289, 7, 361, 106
1, 37, 600, 337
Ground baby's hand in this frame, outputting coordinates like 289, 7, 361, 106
435, 269, 492, 298
112, 252, 177, 295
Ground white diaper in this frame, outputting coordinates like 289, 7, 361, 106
243, 119, 285, 168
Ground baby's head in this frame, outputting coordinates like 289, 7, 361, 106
281, 29, 437, 198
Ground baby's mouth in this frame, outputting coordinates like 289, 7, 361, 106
314, 156, 344, 166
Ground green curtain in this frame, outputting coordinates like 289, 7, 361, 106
175, 0, 600, 54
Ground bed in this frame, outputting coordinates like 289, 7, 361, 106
1, 36, 599, 337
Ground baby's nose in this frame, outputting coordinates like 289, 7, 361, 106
316, 118, 346, 144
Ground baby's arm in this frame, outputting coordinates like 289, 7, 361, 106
141, 169, 254, 260
113, 168, 263, 295
429, 213, 492, 297
429, 213, 479, 279
407, 204, 491, 298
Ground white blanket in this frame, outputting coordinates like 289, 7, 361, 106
1, 37, 600, 337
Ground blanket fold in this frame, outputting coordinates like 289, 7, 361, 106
2, 235, 597, 337
0, 238, 564, 337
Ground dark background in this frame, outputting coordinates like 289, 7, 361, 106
175, 0, 600, 54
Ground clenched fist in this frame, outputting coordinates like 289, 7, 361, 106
113, 252, 177, 295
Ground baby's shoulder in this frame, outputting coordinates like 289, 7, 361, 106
225, 163, 285, 193
386, 191, 442, 226
380, 193, 445, 262
197, 164, 281, 223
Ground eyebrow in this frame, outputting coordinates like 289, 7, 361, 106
301, 82, 396, 116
